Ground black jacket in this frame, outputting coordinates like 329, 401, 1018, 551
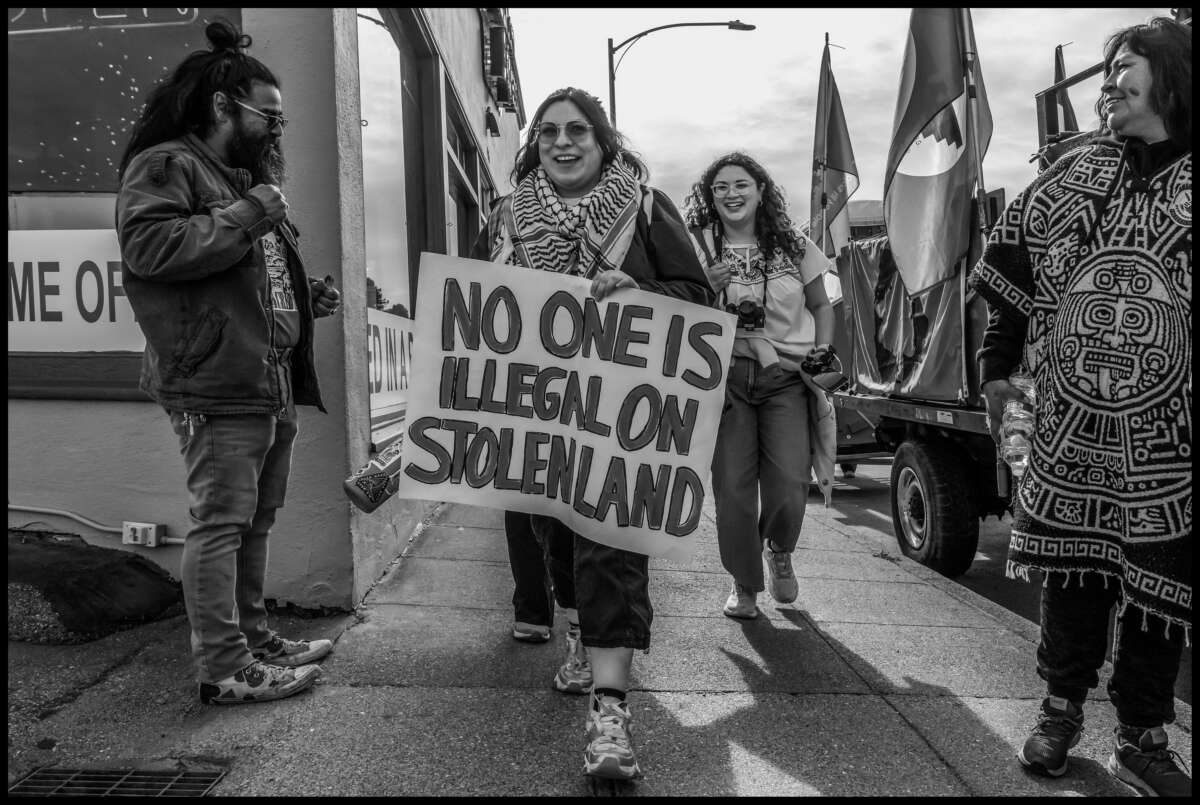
116, 134, 326, 415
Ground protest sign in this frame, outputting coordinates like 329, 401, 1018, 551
392, 253, 734, 562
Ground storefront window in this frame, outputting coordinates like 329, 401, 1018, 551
357, 10, 410, 318
357, 10, 414, 447
8, 7, 240, 400
8, 8, 240, 194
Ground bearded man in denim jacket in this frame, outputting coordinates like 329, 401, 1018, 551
116, 19, 341, 706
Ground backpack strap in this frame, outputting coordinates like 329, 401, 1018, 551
688, 225, 721, 267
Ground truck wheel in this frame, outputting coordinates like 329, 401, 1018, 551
890, 439, 979, 577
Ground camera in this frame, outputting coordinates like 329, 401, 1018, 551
801, 345, 848, 393
726, 299, 766, 331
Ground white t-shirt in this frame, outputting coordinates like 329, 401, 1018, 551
690, 229, 831, 364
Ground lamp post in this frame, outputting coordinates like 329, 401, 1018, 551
607, 19, 755, 126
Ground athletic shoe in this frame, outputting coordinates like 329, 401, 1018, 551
723, 581, 759, 619
198, 660, 320, 705
1017, 696, 1084, 777
763, 541, 798, 603
553, 624, 592, 694
251, 635, 334, 668
512, 621, 552, 643
1107, 725, 1191, 797
583, 694, 642, 780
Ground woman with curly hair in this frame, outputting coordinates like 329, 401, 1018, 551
682, 152, 835, 619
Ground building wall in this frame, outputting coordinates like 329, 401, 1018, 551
7, 9, 361, 609
7, 7, 526, 609
425, 8, 524, 194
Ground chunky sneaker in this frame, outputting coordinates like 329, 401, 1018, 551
512, 621, 552, 643
251, 635, 334, 668
583, 694, 642, 780
763, 540, 799, 603
1107, 725, 1192, 797
1017, 696, 1084, 777
553, 624, 592, 694
198, 660, 321, 705
723, 581, 759, 619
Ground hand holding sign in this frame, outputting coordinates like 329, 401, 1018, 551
590, 269, 639, 300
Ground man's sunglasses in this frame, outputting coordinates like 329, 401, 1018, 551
232, 98, 288, 131
536, 121, 594, 144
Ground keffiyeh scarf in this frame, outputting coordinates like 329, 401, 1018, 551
491, 161, 642, 278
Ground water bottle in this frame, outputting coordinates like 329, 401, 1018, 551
1001, 400, 1035, 478
1009, 371, 1036, 405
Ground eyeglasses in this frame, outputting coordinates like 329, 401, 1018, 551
711, 180, 756, 198
232, 98, 288, 131
536, 121, 594, 144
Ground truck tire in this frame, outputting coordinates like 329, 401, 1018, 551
890, 439, 980, 577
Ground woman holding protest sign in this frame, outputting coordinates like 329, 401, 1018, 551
682, 152, 836, 620
469, 87, 712, 782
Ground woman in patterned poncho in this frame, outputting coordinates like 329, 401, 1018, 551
968, 17, 1191, 796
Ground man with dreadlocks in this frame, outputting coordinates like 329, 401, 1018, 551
969, 17, 1191, 797
116, 19, 342, 705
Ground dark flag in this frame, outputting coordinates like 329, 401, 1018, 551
809, 35, 859, 261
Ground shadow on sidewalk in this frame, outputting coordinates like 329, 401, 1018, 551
629, 605, 1135, 797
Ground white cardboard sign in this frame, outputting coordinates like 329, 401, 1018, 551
393, 253, 735, 561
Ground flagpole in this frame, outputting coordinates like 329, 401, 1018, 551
958, 8, 990, 404
959, 8, 990, 241
819, 33, 831, 259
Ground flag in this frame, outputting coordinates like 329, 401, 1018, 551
809, 36, 859, 262
1054, 44, 1079, 132
883, 8, 992, 296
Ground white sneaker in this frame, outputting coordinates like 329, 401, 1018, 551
723, 581, 759, 619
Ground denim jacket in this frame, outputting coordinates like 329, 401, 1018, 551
116, 134, 326, 415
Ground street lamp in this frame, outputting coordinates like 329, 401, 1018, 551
607, 19, 755, 126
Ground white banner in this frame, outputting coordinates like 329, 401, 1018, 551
367, 307, 413, 446
393, 253, 735, 561
7, 229, 144, 352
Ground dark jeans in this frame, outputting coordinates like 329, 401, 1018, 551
505, 510, 575, 627
504, 511, 652, 650
1038, 571, 1184, 727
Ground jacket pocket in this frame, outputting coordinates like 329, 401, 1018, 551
166, 306, 228, 379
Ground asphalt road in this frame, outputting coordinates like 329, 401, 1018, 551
838, 460, 1192, 707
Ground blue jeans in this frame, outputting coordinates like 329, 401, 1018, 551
712, 356, 811, 591
169, 404, 297, 683
1038, 571, 1184, 727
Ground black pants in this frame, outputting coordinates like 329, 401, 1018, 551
505, 510, 653, 650
1038, 571, 1184, 727
505, 510, 575, 627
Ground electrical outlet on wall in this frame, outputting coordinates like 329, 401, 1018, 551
122, 521, 164, 547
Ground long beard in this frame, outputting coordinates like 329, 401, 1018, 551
228, 124, 286, 186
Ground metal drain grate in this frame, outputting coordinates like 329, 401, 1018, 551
8, 768, 225, 797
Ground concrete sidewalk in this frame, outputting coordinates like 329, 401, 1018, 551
7, 464, 1191, 796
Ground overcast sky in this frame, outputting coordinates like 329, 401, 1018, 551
507, 7, 1158, 221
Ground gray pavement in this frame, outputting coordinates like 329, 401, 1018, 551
7, 463, 1191, 796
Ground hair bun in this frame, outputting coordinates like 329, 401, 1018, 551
206, 19, 252, 53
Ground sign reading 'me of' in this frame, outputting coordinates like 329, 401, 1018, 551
393, 253, 735, 562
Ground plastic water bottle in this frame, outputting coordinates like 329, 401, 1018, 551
1001, 400, 1035, 478
1009, 371, 1036, 406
